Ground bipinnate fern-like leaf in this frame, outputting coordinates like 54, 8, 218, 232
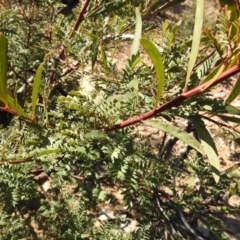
194, 53, 220, 81
84, 130, 107, 141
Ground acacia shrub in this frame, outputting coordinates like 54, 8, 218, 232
0, 0, 240, 239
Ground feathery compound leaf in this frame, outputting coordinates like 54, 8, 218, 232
140, 38, 165, 107
200, 61, 226, 85
190, 116, 220, 183
90, 33, 99, 70
145, 120, 203, 154
218, 0, 238, 24
38, 148, 62, 158
194, 53, 220, 80
32, 63, 44, 119
184, 0, 204, 91
130, 7, 142, 56
203, 27, 224, 57
84, 130, 107, 141
226, 76, 240, 104
0, 33, 8, 106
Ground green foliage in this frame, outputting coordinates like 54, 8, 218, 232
0, 33, 8, 106
140, 38, 165, 107
184, 0, 204, 91
0, 0, 239, 239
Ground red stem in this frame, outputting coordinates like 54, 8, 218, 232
55, 0, 91, 78
104, 64, 240, 132
69, 0, 91, 39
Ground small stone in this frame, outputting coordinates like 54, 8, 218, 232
214, 91, 226, 99
121, 219, 138, 233
230, 141, 236, 154
228, 195, 240, 208
99, 206, 116, 220
120, 213, 127, 221
233, 101, 240, 108
120, 34, 134, 40
195, 176, 200, 191
98, 214, 109, 221
217, 137, 226, 146
42, 180, 51, 192
157, 185, 174, 197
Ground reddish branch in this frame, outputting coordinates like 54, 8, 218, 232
58, 0, 91, 59
104, 64, 240, 132
51, 0, 91, 83
2, 2, 239, 166
200, 114, 240, 135
0, 106, 37, 123
69, 0, 91, 38
1, 64, 239, 134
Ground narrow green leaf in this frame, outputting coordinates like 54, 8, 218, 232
128, 55, 141, 70
145, 120, 203, 154
14, 85, 20, 116
43, 50, 55, 62
0, 91, 29, 119
32, 63, 44, 118
184, 0, 204, 91
0, 33, 8, 106
7, 94, 29, 118
101, 48, 108, 71
226, 76, 240, 104
162, 20, 169, 37
190, 117, 220, 183
218, 115, 240, 124
216, 104, 240, 115
91, 36, 99, 70
130, 7, 142, 56
140, 38, 165, 107
169, 20, 182, 45
225, 105, 240, 115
